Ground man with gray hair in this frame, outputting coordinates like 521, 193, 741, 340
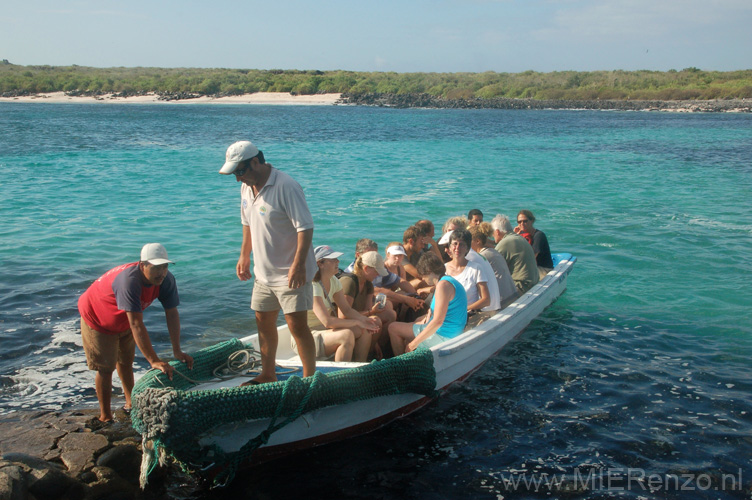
491, 214, 539, 295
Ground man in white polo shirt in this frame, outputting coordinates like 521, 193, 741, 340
220, 141, 317, 384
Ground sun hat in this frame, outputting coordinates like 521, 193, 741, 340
219, 140, 260, 174
360, 251, 388, 277
140, 243, 173, 265
314, 245, 344, 261
386, 244, 407, 257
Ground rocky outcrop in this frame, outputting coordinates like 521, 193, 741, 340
0, 409, 173, 500
339, 93, 752, 112
156, 92, 200, 101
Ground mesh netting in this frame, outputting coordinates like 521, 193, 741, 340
131, 339, 437, 486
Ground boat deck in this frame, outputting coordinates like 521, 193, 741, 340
188, 252, 575, 393
187, 360, 366, 392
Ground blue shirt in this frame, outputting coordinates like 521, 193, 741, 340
431, 275, 467, 338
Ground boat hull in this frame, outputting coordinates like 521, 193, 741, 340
196, 255, 574, 462
132, 253, 576, 483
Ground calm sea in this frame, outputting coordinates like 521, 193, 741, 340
1, 103, 751, 499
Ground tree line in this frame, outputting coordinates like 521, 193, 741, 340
2, 62, 751, 101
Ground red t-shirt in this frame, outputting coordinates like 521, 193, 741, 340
78, 262, 179, 335
519, 232, 534, 246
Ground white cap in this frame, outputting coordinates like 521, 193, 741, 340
438, 230, 454, 245
140, 243, 173, 265
361, 251, 388, 277
386, 244, 407, 257
314, 245, 344, 261
219, 140, 259, 174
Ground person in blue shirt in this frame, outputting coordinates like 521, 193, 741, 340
388, 252, 467, 355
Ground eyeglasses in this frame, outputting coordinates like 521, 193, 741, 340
517, 219, 529, 224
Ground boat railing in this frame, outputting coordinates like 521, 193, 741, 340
435, 254, 576, 357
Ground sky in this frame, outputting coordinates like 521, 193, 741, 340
2, 0, 751, 73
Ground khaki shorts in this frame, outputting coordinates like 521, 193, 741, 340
251, 281, 313, 314
80, 318, 135, 371
290, 329, 328, 359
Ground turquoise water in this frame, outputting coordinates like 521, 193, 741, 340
1, 103, 751, 498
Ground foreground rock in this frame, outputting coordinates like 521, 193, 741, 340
0, 409, 174, 500
340, 93, 752, 112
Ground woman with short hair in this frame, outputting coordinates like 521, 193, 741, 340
444, 228, 491, 313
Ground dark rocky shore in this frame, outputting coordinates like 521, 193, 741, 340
0, 409, 181, 500
339, 92, 752, 112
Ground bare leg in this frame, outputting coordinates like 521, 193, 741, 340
322, 329, 355, 362
388, 321, 416, 356
373, 301, 397, 332
95, 370, 115, 422
373, 302, 397, 356
285, 310, 316, 377
352, 327, 372, 362
254, 310, 281, 383
367, 316, 383, 359
116, 362, 134, 410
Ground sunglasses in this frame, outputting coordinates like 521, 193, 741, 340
233, 164, 249, 177
517, 219, 529, 224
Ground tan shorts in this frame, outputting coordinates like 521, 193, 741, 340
251, 281, 313, 314
80, 318, 135, 371
290, 329, 328, 359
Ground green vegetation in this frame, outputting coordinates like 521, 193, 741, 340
2, 62, 751, 100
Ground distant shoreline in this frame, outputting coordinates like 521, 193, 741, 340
0, 91, 343, 106
1, 91, 750, 112
340, 93, 752, 113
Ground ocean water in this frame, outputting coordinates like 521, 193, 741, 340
1, 103, 751, 499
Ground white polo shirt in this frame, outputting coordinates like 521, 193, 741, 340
240, 167, 316, 287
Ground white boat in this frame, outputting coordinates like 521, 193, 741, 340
132, 253, 576, 486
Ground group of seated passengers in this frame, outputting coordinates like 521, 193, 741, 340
304, 209, 553, 361
464, 209, 553, 288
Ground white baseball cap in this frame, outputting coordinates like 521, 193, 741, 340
386, 244, 407, 257
140, 243, 173, 265
219, 140, 259, 174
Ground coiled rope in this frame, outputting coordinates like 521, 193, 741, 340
149, 348, 300, 387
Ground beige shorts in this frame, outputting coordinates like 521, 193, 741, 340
80, 318, 135, 371
251, 281, 313, 314
290, 329, 328, 359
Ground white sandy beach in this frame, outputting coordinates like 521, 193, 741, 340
0, 92, 343, 105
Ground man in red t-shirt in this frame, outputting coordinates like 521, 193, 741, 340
78, 243, 193, 423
